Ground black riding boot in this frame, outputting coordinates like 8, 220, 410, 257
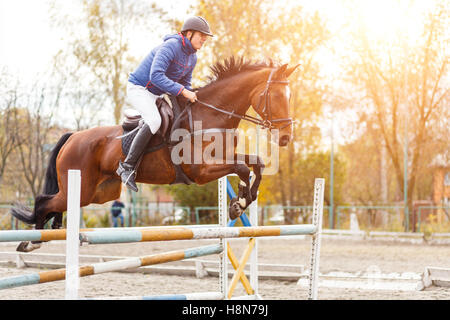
116, 123, 153, 192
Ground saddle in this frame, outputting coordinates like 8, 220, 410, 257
122, 95, 175, 136
120, 94, 193, 185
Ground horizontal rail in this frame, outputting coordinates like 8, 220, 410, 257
88, 291, 225, 300
0, 225, 220, 243
80, 225, 317, 244
0, 244, 221, 290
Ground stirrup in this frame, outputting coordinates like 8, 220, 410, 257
123, 170, 138, 192
117, 162, 138, 192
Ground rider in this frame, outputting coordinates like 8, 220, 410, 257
117, 16, 213, 192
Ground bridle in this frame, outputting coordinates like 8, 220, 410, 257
255, 68, 292, 129
196, 68, 293, 130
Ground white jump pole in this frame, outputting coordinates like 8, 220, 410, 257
248, 174, 260, 298
218, 176, 228, 299
308, 178, 325, 300
65, 169, 81, 300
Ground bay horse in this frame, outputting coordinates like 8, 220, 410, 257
11, 56, 299, 252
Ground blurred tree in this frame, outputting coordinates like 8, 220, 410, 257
262, 7, 331, 216
49, 0, 172, 124
160, 176, 243, 223
0, 68, 22, 187
275, 151, 346, 224
11, 81, 63, 198
340, 115, 398, 205
345, 2, 449, 229
194, 0, 275, 69
51, 49, 109, 130
162, 181, 217, 223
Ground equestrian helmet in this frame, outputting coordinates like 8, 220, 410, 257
181, 16, 213, 37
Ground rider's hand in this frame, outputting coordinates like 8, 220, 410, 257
182, 88, 197, 103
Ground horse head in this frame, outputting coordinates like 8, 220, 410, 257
250, 63, 300, 146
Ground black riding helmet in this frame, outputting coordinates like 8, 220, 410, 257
181, 16, 214, 37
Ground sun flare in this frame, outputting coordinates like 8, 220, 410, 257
353, 0, 432, 46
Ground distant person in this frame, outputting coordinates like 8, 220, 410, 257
111, 198, 125, 227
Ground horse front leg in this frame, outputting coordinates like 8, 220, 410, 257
190, 161, 253, 220
230, 162, 254, 220
238, 154, 265, 202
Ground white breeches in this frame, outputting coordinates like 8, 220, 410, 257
126, 82, 162, 134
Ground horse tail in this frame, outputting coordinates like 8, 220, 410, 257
42, 132, 73, 195
10, 132, 73, 225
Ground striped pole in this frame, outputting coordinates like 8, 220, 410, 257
0, 222, 297, 243
88, 292, 224, 300
0, 244, 221, 290
80, 225, 317, 244
0, 225, 221, 243
0, 224, 317, 243
0, 229, 68, 242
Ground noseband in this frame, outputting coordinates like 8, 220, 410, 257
196, 68, 293, 130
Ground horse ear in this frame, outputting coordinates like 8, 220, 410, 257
274, 64, 288, 79
285, 64, 300, 78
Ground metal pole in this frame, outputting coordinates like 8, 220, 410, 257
249, 174, 259, 296
329, 114, 334, 229
403, 77, 409, 232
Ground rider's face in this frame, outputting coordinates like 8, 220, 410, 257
189, 31, 208, 50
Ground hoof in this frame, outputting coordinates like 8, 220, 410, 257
16, 241, 41, 253
229, 197, 244, 220
16, 241, 29, 252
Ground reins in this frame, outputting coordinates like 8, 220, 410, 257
195, 68, 293, 130
195, 99, 270, 127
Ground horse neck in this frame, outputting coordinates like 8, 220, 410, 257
195, 72, 265, 129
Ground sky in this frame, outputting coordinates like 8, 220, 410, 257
1, 0, 437, 81
0, 0, 55, 77
0, 0, 345, 78
0, 0, 193, 79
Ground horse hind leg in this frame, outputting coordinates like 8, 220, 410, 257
16, 193, 66, 253
20, 177, 115, 252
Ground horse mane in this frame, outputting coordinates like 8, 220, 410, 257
201, 56, 279, 88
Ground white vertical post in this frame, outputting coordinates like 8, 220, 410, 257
308, 178, 324, 300
218, 176, 228, 299
65, 170, 81, 300
249, 174, 259, 297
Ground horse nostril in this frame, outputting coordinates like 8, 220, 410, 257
280, 135, 290, 146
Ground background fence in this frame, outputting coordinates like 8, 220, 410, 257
0, 203, 448, 233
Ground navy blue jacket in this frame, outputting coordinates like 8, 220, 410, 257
129, 33, 197, 96
111, 200, 125, 217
